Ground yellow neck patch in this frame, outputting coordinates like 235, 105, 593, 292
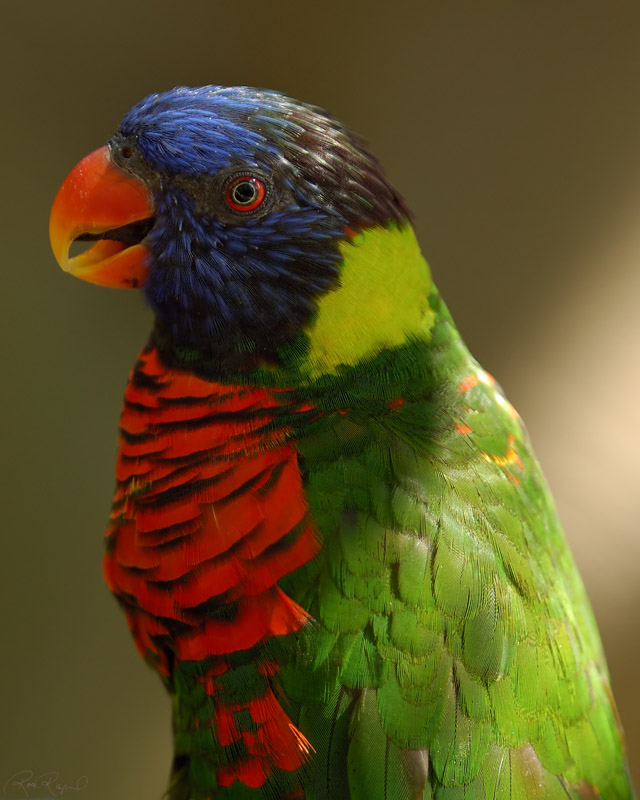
304, 224, 434, 377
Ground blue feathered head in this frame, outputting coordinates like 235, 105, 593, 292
51, 86, 410, 372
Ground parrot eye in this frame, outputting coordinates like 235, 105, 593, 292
225, 176, 266, 212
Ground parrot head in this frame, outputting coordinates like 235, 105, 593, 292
50, 86, 431, 376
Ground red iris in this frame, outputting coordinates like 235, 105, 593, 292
225, 176, 266, 212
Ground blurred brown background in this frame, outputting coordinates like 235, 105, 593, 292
2, 2, 639, 797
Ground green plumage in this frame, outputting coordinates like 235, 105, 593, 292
274, 265, 634, 798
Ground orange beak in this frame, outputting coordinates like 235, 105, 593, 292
49, 146, 154, 288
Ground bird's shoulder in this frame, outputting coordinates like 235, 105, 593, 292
287, 358, 631, 798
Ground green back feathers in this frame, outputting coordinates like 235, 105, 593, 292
280, 278, 633, 799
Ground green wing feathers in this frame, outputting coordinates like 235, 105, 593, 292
286, 290, 633, 799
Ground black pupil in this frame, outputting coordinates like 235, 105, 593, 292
232, 181, 258, 205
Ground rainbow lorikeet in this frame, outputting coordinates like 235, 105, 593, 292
50, 86, 634, 800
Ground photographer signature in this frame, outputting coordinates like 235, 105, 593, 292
3, 770, 88, 798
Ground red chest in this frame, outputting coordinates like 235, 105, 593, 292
103, 348, 318, 675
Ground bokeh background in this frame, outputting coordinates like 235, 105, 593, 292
3, 2, 639, 797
